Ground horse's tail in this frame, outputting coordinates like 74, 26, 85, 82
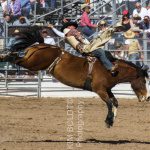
8, 26, 44, 52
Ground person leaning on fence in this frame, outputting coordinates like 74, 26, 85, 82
80, 3, 97, 39
61, 21, 119, 77
124, 29, 143, 67
98, 20, 108, 32
114, 41, 127, 60
132, 14, 142, 28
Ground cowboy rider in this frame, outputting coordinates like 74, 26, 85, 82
61, 21, 118, 77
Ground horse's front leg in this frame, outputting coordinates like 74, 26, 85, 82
97, 89, 115, 128
0, 52, 16, 62
107, 89, 118, 120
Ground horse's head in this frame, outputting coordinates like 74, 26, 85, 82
130, 66, 150, 102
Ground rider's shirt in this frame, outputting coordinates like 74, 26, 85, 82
65, 28, 114, 53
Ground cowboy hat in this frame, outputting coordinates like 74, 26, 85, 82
114, 22, 125, 31
14, 29, 19, 33
131, 27, 142, 32
81, 3, 91, 10
124, 30, 135, 38
99, 20, 107, 25
63, 28, 71, 35
133, 14, 141, 20
115, 22, 123, 28
61, 21, 78, 32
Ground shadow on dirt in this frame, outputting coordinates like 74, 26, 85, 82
6, 139, 150, 145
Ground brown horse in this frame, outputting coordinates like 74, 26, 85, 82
0, 43, 149, 128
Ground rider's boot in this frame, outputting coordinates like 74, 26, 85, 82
110, 64, 119, 77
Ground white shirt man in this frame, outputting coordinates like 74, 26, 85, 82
44, 36, 56, 45
42, 29, 56, 45
133, 2, 148, 20
147, 8, 150, 18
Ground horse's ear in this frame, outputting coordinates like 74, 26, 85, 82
141, 65, 149, 78
141, 64, 149, 71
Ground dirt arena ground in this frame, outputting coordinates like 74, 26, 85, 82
0, 97, 150, 150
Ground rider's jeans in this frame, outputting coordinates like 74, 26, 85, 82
91, 48, 113, 70
82, 26, 95, 39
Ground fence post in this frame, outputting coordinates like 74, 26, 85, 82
33, 1, 37, 25
37, 71, 41, 98
5, 62, 8, 91
112, 0, 117, 24
143, 31, 148, 65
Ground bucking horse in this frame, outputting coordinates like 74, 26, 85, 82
0, 28, 149, 128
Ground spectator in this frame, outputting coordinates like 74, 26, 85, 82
124, 29, 142, 67
3, 13, 14, 26
20, 0, 31, 18
122, 0, 138, 15
0, 0, 7, 14
132, 14, 142, 28
13, 16, 30, 26
50, 0, 56, 10
98, 20, 108, 32
131, 27, 142, 38
114, 41, 127, 60
133, 2, 147, 20
80, 3, 97, 39
30, 0, 35, 14
41, 29, 56, 45
122, 14, 134, 31
140, 16, 150, 30
147, 7, 150, 18
9, 0, 21, 19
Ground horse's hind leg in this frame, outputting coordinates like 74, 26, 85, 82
107, 89, 118, 120
97, 89, 115, 128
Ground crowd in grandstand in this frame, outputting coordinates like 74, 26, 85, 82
0, 0, 57, 19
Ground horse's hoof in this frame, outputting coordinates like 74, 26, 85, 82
105, 122, 111, 128
146, 96, 150, 102
105, 120, 113, 128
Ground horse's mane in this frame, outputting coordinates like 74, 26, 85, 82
118, 59, 149, 78
118, 59, 140, 69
